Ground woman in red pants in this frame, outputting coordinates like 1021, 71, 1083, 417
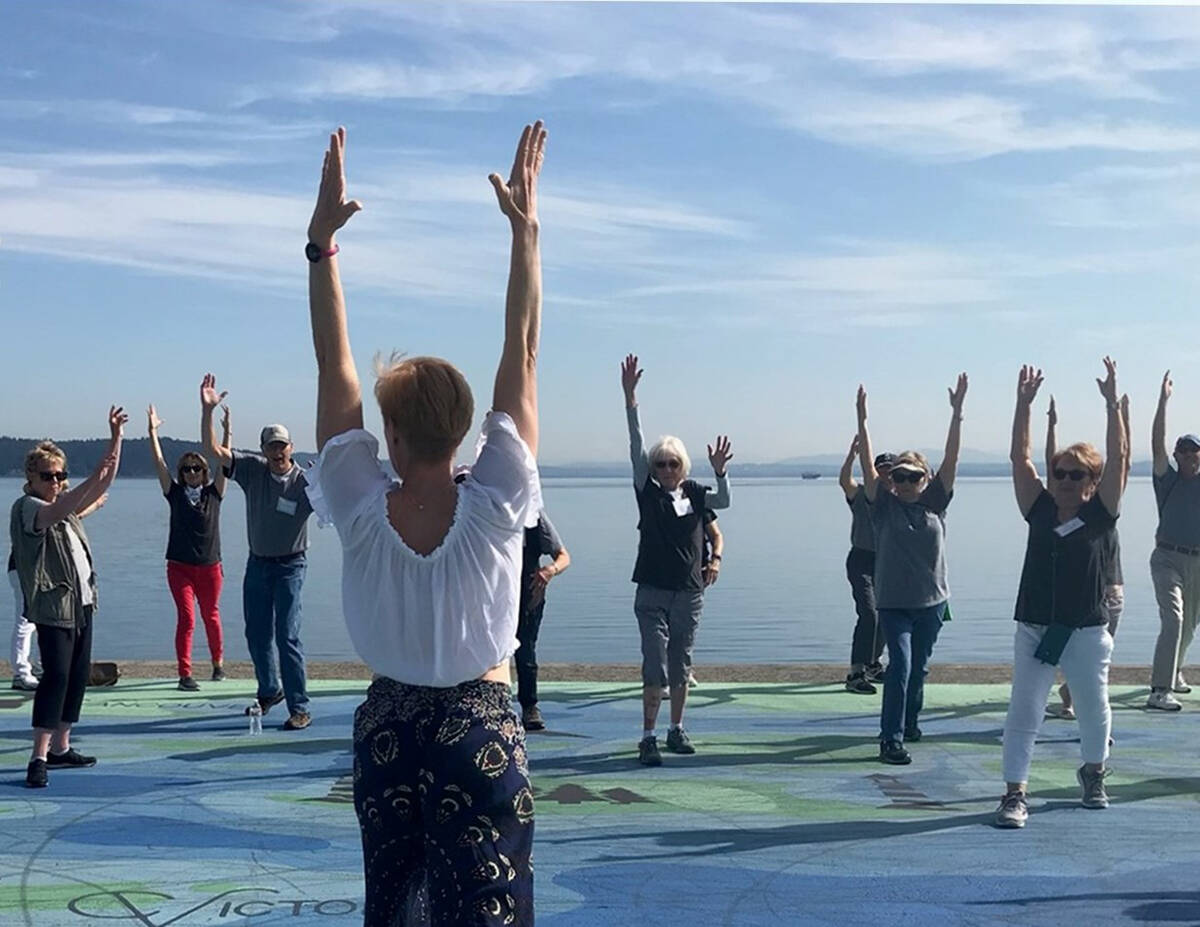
148, 403, 228, 690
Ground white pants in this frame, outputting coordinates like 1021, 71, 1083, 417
1002, 622, 1112, 784
9, 569, 36, 680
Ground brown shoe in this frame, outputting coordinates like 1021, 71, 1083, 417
283, 711, 311, 731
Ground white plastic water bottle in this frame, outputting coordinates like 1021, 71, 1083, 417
248, 703, 263, 735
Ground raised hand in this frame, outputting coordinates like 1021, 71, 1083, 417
707, 435, 733, 477
108, 405, 128, 439
857, 385, 868, 424
200, 373, 227, 410
147, 404, 163, 433
948, 372, 969, 413
308, 127, 362, 248
489, 120, 546, 229
1161, 370, 1173, 404
1096, 356, 1119, 404
621, 354, 643, 399
1017, 365, 1044, 405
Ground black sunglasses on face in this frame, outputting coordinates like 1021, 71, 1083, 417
180, 465, 205, 474
890, 470, 924, 484
1053, 468, 1089, 482
654, 459, 681, 471
38, 471, 68, 483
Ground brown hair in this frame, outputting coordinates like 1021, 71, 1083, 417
374, 354, 474, 463
24, 441, 66, 492
1052, 442, 1103, 480
177, 452, 209, 483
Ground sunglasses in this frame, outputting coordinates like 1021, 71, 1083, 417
890, 470, 924, 484
654, 459, 681, 471
180, 465, 206, 474
37, 471, 68, 483
1053, 468, 1091, 482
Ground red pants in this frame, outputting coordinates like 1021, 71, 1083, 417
166, 561, 224, 678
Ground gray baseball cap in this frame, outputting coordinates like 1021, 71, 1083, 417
260, 424, 292, 448
1176, 434, 1200, 451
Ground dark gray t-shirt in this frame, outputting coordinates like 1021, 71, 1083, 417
870, 476, 951, 609
848, 487, 874, 552
1154, 465, 1200, 548
227, 452, 312, 558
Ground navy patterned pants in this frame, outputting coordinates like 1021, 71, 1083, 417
353, 677, 535, 925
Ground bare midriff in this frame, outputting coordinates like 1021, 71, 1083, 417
479, 661, 511, 684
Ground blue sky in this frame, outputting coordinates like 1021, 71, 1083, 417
3, 2, 1200, 464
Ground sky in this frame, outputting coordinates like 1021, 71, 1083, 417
2, 1, 1200, 465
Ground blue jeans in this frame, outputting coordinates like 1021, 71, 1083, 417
878, 602, 946, 743
243, 553, 309, 714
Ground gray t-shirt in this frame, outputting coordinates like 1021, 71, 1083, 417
227, 452, 312, 558
1154, 465, 1200, 548
870, 476, 951, 609
848, 487, 874, 552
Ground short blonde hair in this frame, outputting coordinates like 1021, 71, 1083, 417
891, 450, 931, 476
1052, 442, 1103, 481
374, 354, 474, 463
649, 435, 691, 478
24, 441, 66, 490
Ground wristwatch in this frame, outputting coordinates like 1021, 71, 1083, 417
305, 242, 340, 263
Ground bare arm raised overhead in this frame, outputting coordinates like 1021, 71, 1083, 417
490, 120, 547, 457
307, 126, 365, 452
855, 385, 879, 502
200, 374, 232, 469
937, 373, 968, 494
35, 407, 126, 531
1011, 365, 1045, 517
1045, 394, 1057, 476
622, 353, 650, 487
214, 403, 231, 497
147, 405, 173, 496
1152, 370, 1172, 477
1096, 356, 1128, 516
839, 435, 860, 499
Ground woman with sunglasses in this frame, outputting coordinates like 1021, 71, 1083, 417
10, 407, 126, 789
621, 354, 732, 766
855, 375, 967, 765
148, 403, 229, 691
995, 359, 1127, 829
1045, 392, 1130, 720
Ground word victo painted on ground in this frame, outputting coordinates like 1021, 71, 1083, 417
66, 888, 358, 925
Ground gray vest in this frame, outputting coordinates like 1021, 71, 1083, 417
9, 494, 96, 628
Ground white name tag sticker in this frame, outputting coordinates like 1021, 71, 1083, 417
672, 496, 695, 517
1055, 517, 1085, 537
276, 497, 298, 516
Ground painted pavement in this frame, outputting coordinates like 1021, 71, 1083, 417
1, 678, 1198, 925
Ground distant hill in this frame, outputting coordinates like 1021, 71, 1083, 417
0, 435, 1153, 480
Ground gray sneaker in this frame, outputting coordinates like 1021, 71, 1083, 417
1077, 765, 1110, 809
666, 727, 696, 755
994, 790, 1028, 828
638, 735, 663, 767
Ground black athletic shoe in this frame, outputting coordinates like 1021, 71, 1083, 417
845, 672, 877, 695
46, 748, 96, 769
26, 759, 48, 788
865, 663, 886, 684
638, 735, 663, 767
211, 666, 226, 682
178, 676, 199, 691
666, 727, 696, 754
247, 691, 286, 715
879, 740, 911, 765
904, 725, 922, 743
521, 705, 546, 731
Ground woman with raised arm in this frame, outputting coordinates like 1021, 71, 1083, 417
148, 403, 229, 692
856, 375, 966, 766
1045, 392, 1130, 720
302, 123, 545, 925
839, 434, 894, 694
621, 354, 732, 767
10, 407, 126, 789
994, 360, 1127, 829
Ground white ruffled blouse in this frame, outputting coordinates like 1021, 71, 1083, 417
305, 411, 542, 687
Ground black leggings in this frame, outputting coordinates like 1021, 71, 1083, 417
353, 677, 534, 926
32, 610, 93, 730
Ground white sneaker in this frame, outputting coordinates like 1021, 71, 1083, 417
11, 676, 38, 691
1147, 690, 1183, 712
1174, 672, 1192, 694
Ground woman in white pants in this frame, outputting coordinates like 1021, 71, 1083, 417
996, 359, 1128, 829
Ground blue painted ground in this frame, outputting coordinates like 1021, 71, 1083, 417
1, 678, 1197, 925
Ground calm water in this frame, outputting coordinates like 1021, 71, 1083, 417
1, 476, 1166, 666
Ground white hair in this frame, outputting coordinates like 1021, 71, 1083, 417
648, 435, 691, 478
